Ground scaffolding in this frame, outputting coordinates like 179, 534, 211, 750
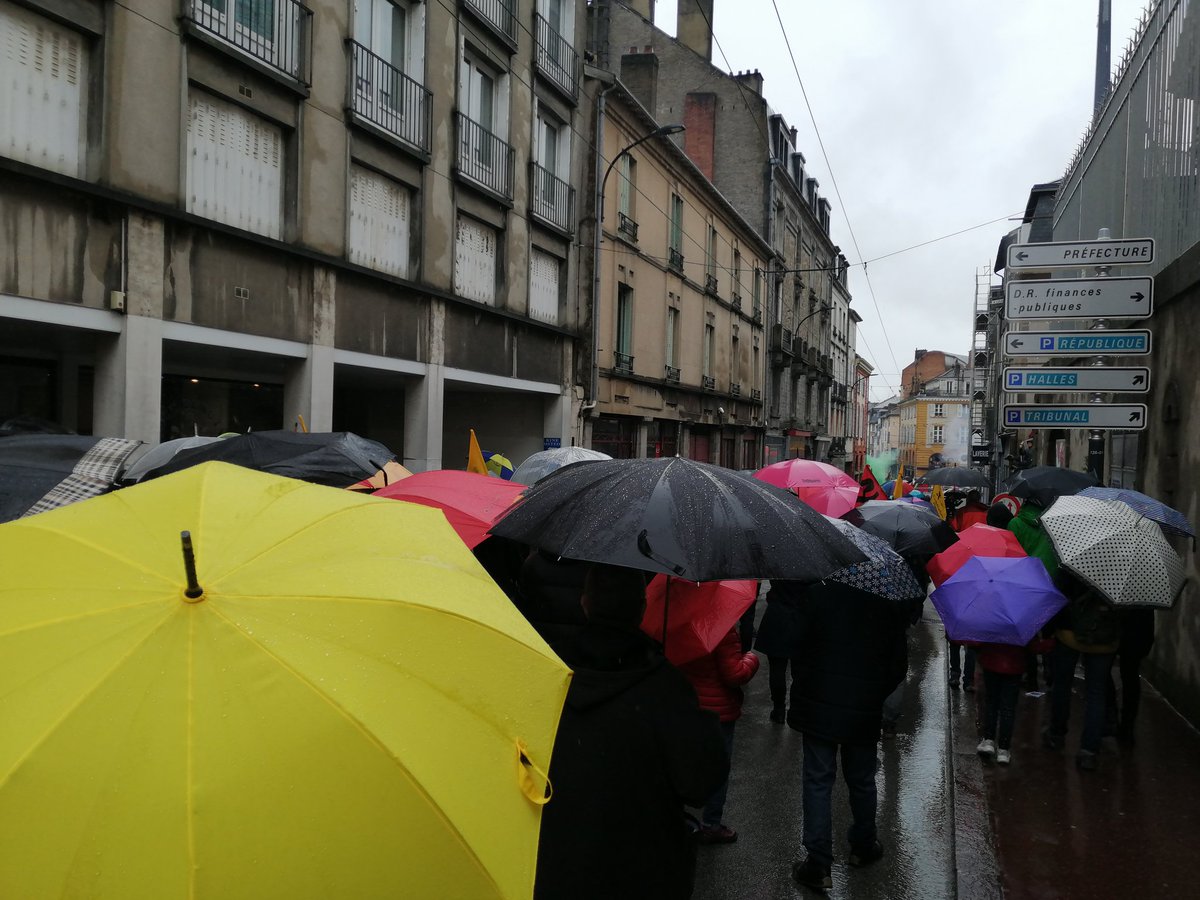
969, 265, 1003, 486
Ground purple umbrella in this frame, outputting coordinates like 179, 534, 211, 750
930, 556, 1067, 646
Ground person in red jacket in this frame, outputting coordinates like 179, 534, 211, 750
679, 626, 760, 843
968, 636, 1054, 765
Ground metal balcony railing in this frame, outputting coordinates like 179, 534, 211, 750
730, 292, 742, 310
349, 42, 430, 154
770, 324, 793, 355
617, 212, 638, 241
702, 375, 716, 390
456, 113, 514, 199
668, 247, 684, 271
463, 0, 517, 45
613, 352, 634, 374
730, 382, 741, 397
750, 387, 762, 401
534, 13, 577, 97
530, 162, 575, 234
753, 306, 762, 322
185, 0, 311, 83
664, 365, 680, 383
704, 273, 719, 295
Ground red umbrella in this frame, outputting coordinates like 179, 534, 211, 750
927, 524, 1027, 586
639, 576, 758, 666
375, 470, 525, 549
754, 459, 859, 518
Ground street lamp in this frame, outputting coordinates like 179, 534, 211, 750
589, 123, 687, 405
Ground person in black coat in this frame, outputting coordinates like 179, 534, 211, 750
754, 579, 806, 723
787, 581, 908, 891
535, 564, 728, 900
518, 548, 589, 653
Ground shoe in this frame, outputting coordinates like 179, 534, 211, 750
697, 824, 737, 844
976, 738, 996, 757
996, 748, 1011, 765
791, 857, 832, 890
963, 683, 976, 694
848, 839, 885, 868
1042, 729, 1064, 750
881, 720, 898, 739
770, 706, 786, 724
948, 672, 961, 688
1076, 751, 1098, 772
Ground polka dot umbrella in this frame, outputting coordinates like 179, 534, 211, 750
1041, 495, 1186, 608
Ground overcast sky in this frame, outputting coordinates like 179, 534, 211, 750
651, 0, 1149, 399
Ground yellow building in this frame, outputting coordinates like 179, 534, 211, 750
897, 352, 971, 479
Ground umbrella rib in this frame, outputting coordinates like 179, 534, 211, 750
0, 594, 164, 641
204, 603, 508, 899
12, 517, 178, 589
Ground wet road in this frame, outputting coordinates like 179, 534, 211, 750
692, 606, 957, 899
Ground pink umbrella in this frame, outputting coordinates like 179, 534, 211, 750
753, 459, 860, 518
375, 470, 526, 549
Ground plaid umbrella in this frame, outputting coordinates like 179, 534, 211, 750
1042, 495, 1186, 608
1077, 487, 1194, 538
823, 516, 926, 603
0, 435, 140, 523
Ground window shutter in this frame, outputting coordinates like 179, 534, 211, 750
528, 249, 560, 324
349, 166, 410, 277
454, 215, 497, 305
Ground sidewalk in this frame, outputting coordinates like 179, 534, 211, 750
950, 659, 1200, 898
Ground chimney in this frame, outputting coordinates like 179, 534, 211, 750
683, 93, 717, 180
620, 51, 659, 116
915, 349, 927, 362
732, 69, 763, 96
677, 0, 714, 62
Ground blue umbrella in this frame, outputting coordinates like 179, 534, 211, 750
930, 556, 1068, 645
1078, 486, 1194, 538
822, 517, 925, 603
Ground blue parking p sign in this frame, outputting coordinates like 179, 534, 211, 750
1007, 372, 1023, 387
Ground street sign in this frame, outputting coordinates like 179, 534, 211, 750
993, 493, 1022, 517
1007, 238, 1155, 270
1002, 404, 1148, 430
543, 437, 562, 450
1003, 330, 1151, 356
1005, 277, 1153, 320
970, 445, 991, 465
1002, 367, 1150, 394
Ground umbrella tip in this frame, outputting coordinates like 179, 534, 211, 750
180, 530, 205, 601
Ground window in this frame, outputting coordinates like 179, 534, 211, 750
706, 225, 718, 281
666, 306, 679, 367
453, 215, 497, 305
186, 91, 284, 238
189, 0, 308, 81
732, 250, 742, 297
931, 424, 945, 444
351, 0, 427, 146
752, 268, 762, 316
355, 0, 422, 78
0, 3, 87, 177
616, 284, 633, 360
617, 155, 635, 220
457, 48, 511, 196
1110, 433, 1139, 488
703, 323, 714, 377
933, 403, 944, 418
669, 193, 684, 259
529, 249, 560, 324
348, 165, 411, 278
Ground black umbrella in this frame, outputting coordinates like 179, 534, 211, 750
489, 457, 866, 582
135, 430, 395, 488
0, 434, 141, 523
844, 500, 959, 557
1004, 466, 1098, 508
921, 467, 989, 489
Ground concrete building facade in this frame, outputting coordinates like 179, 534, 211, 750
1, 0, 593, 469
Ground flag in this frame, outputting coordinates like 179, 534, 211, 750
930, 485, 947, 520
892, 474, 905, 500
467, 429, 488, 475
857, 465, 888, 504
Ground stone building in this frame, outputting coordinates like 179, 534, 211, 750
896, 350, 970, 480
0, 0, 592, 469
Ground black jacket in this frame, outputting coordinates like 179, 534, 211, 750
786, 582, 909, 744
535, 625, 728, 900
518, 549, 588, 653
754, 580, 806, 658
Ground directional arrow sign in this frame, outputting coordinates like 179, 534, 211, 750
1005, 277, 1153, 320
1002, 404, 1148, 431
1003, 330, 1152, 357
1003, 367, 1150, 394
1007, 238, 1155, 270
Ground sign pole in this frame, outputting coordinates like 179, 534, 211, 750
1086, 227, 1113, 481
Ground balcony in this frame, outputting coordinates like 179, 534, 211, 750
664, 365, 681, 383
668, 247, 684, 272
769, 324, 793, 356
463, 0, 517, 47
613, 352, 634, 374
702, 375, 716, 390
455, 113, 514, 200
731, 292, 742, 310
752, 306, 762, 322
750, 387, 762, 402
704, 273, 719, 295
534, 13, 578, 98
349, 42, 430, 156
530, 162, 575, 235
730, 382, 741, 397
617, 212, 639, 242
184, 0, 311, 84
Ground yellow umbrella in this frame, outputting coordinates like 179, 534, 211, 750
0, 462, 570, 899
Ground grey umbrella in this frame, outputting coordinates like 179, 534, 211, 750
489, 457, 866, 582
844, 500, 959, 557
511, 446, 611, 485
921, 467, 989, 489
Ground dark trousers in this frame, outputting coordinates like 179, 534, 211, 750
701, 720, 737, 826
982, 670, 1021, 750
1049, 644, 1115, 754
768, 656, 791, 710
948, 642, 976, 686
1106, 653, 1146, 730
801, 735, 877, 867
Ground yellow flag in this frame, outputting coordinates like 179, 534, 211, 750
467, 429, 489, 475
892, 475, 905, 500
931, 485, 947, 520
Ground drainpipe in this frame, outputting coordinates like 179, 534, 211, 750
588, 78, 618, 412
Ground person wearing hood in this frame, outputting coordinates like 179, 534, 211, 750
535, 564, 728, 900
517, 548, 589, 653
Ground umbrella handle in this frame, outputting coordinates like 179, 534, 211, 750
517, 740, 552, 805
637, 530, 685, 577
181, 531, 204, 601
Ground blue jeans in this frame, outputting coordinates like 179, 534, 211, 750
701, 720, 737, 826
802, 735, 878, 866
1049, 645, 1114, 754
